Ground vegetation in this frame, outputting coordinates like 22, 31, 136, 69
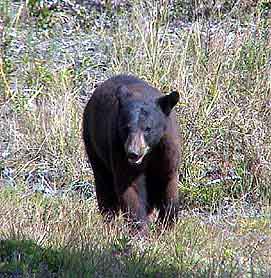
0, 0, 271, 276
1, 187, 271, 276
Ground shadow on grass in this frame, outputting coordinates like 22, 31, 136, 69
0, 239, 64, 277
0, 238, 215, 278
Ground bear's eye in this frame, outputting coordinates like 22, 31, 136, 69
122, 125, 131, 133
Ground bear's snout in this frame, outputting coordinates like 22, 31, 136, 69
125, 131, 149, 165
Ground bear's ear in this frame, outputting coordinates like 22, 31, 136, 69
116, 85, 132, 106
157, 91, 179, 116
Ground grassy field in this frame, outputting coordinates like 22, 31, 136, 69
1, 0, 271, 276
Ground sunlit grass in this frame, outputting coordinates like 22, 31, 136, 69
1, 0, 271, 276
1, 187, 271, 276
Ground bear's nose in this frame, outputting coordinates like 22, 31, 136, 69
127, 151, 140, 161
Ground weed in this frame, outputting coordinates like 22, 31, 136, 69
0, 0, 271, 276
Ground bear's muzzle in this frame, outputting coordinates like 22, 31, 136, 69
125, 131, 150, 165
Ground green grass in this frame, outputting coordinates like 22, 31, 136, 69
1, 187, 271, 277
1, 0, 271, 276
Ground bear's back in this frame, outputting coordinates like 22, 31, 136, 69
107, 74, 145, 85
94, 75, 161, 101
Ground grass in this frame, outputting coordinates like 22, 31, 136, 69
1, 187, 271, 276
0, 0, 271, 276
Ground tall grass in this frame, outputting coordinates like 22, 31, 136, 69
0, 0, 271, 276
108, 0, 271, 205
1, 1, 270, 199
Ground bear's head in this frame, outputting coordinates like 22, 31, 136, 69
116, 85, 179, 166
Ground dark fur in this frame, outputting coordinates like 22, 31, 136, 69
83, 75, 180, 230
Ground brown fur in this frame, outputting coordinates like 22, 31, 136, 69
83, 75, 180, 231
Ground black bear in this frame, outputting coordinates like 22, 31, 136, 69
83, 75, 180, 231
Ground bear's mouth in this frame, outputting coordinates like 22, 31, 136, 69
127, 153, 145, 165
127, 146, 150, 165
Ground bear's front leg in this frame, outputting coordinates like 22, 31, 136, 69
116, 174, 149, 231
157, 176, 179, 228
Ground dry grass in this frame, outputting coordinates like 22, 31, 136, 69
1, 187, 271, 276
1, 0, 271, 276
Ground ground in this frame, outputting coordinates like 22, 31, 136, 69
0, 0, 271, 276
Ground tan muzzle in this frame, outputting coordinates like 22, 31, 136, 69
125, 131, 150, 165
